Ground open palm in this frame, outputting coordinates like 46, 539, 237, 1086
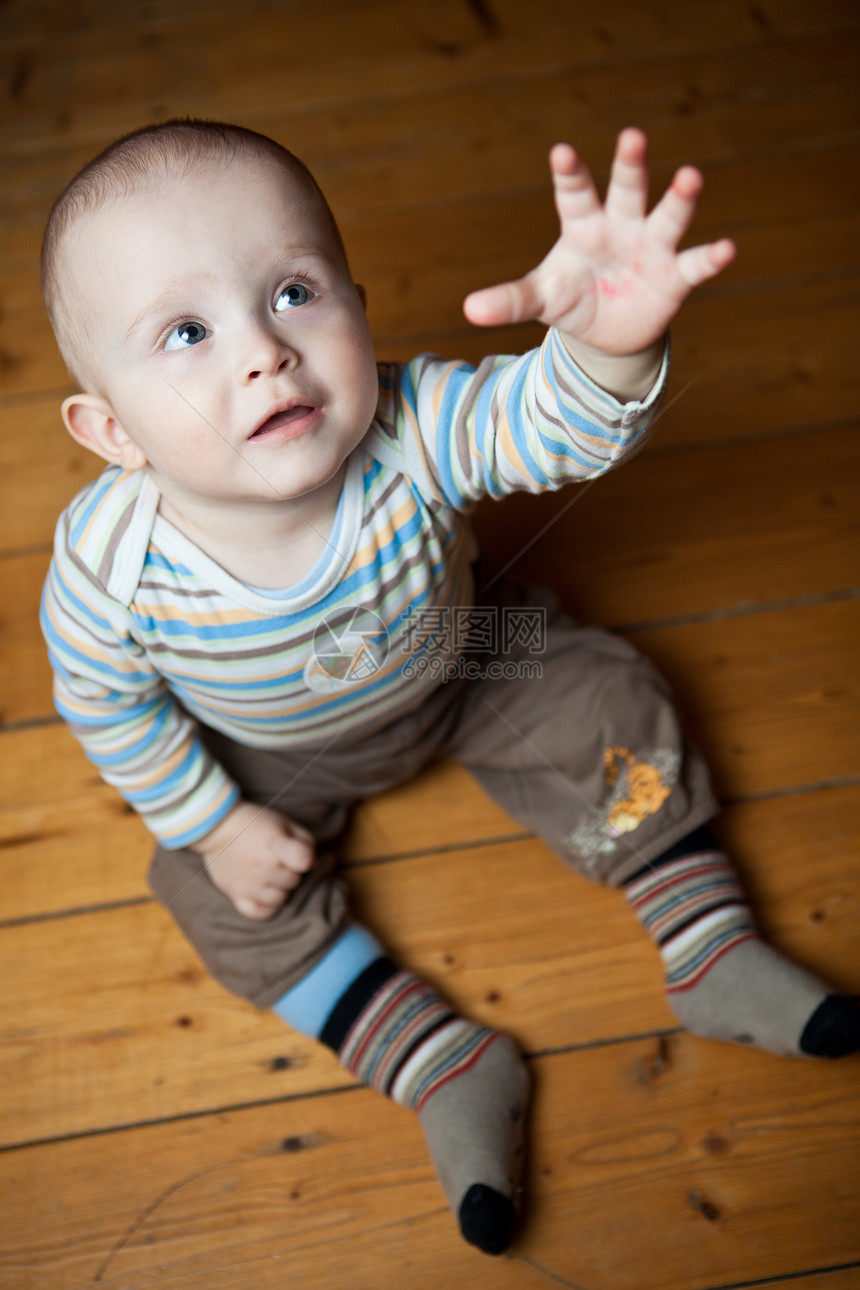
463, 128, 735, 358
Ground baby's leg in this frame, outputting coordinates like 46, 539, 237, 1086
623, 824, 860, 1057
148, 713, 531, 1255
444, 577, 860, 1060
272, 924, 529, 1254
149, 846, 529, 1255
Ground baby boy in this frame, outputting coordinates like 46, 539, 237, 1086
40, 119, 860, 1256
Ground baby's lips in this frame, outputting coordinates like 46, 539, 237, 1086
250, 402, 316, 438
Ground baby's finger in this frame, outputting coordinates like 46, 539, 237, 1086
464, 272, 544, 328
277, 864, 305, 893
676, 238, 736, 288
287, 819, 316, 845
235, 893, 285, 920
548, 141, 602, 224
604, 127, 649, 222
646, 165, 704, 249
281, 837, 315, 874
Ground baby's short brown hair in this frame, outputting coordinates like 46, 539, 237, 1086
41, 118, 345, 389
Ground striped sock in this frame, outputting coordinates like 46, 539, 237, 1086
624, 829, 757, 995
273, 929, 529, 1254
321, 959, 497, 1110
624, 826, 860, 1058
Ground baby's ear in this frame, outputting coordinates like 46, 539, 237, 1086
61, 394, 147, 471
354, 283, 368, 310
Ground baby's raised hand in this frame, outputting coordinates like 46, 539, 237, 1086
194, 801, 316, 920
463, 128, 735, 361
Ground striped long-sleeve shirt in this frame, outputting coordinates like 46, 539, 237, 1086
41, 330, 668, 847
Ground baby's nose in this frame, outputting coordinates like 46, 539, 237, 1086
241, 321, 297, 381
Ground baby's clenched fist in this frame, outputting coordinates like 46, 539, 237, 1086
192, 801, 316, 920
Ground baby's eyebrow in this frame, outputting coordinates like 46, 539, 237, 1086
124, 281, 201, 345
269, 244, 333, 275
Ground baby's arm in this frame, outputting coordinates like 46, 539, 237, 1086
191, 802, 315, 921
463, 128, 735, 400
42, 540, 314, 922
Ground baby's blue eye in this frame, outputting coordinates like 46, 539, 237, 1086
275, 283, 314, 311
164, 321, 207, 351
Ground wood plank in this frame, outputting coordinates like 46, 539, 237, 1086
316, 197, 860, 349
0, 549, 51, 726
0, 1036, 856, 1290
340, 134, 856, 302
522, 1040, 860, 1290
0, 725, 152, 922
5, 0, 857, 49
4, 1, 858, 143
0, 726, 522, 922
0, 399, 92, 550
4, 28, 859, 261
3, 784, 857, 1144
471, 421, 860, 628
768, 1278, 860, 1290
626, 597, 860, 797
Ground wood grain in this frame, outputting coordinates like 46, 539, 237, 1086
0, 1037, 856, 1290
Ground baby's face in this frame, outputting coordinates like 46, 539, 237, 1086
63, 154, 379, 511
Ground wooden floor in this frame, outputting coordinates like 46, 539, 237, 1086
2, 2, 859, 1287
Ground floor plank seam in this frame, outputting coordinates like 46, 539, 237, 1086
0, 541, 52, 561
517, 1254, 591, 1290
338, 125, 860, 221
639, 413, 860, 459
0, 895, 153, 931
0, 1082, 360, 1156
692, 1258, 860, 1290
612, 586, 860, 634
687, 261, 860, 302
0, 713, 62, 734
525, 1026, 683, 1064
723, 774, 860, 805
0, 384, 75, 409
343, 829, 533, 867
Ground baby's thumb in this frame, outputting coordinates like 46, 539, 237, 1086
463, 273, 543, 328
235, 896, 276, 920
281, 821, 316, 873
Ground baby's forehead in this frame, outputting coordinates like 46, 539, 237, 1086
66, 157, 325, 265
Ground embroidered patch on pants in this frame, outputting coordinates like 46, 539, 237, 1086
565, 746, 680, 860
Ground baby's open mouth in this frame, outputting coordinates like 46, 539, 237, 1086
250, 406, 316, 438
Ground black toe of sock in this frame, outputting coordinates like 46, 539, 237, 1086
458, 1183, 517, 1255
799, 995, 860, 1059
